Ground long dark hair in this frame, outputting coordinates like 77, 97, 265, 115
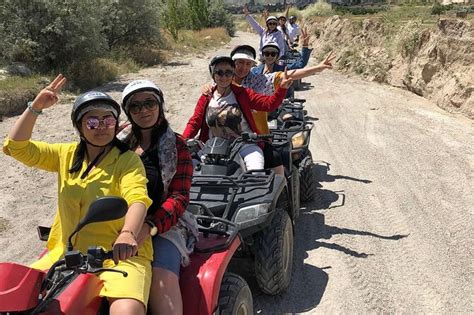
128, 99, 169, 147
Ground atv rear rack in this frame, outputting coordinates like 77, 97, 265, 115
191, 169, 275, 188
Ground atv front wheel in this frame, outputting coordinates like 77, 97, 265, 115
218, 272, 253, 315
254, 208, 294, 295
299, 153, 317, 202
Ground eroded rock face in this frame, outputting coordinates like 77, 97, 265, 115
309, 17, 473, 119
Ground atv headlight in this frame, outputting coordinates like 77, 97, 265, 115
268, 119, 277, 129
234, 204, 270, 224
291, 131, 305, 148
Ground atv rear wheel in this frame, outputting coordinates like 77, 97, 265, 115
254, 208, 294, 295
218, 272, 253, 315
299, 153, 317, 202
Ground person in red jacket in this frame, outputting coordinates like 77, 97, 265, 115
183, 55, 292, 171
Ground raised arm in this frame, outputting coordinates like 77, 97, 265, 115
244, 4, 265, 36
287, 27, 313, 70
287, 51, 336, 80
8, 74, 66, 141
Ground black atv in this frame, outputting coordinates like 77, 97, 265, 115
268, 98, 318, 202
187, 133, 298, 295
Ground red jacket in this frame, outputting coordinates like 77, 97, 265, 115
183, 84, 287, 142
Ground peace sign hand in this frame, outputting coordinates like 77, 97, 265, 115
31, 74, 67, 111
301, 26, 310, 46
318, 51, 337, 71
279, 67, 294, 89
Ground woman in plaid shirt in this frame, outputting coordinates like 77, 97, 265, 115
118, 80, 195, 315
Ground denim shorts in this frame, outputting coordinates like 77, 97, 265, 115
152, 235, 182, 276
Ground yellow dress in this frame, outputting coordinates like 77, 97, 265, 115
3, 138, 153, 305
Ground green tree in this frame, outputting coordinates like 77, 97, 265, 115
102, 0, 162, 48
159, 0, 187, 40
186, 0, 209, 30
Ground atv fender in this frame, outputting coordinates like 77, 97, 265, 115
0, 263, 45, 312
44, 273, 103, 315
180, 235, 242, 315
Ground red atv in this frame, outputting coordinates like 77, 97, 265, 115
0, 197, 251, 315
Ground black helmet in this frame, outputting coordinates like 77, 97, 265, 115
209, 55, 235, 75
71, 91, 120, 129
289, 15, 296, 22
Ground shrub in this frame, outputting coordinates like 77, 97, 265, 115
159, 0, 235, 39
208, 0, 236, 36
68, 58, 122, 90
0, 0, 107, 72
102, 0, 162, 48
431, 2, 453, 16
334, 5, 389, 16
303, 2, 335, 18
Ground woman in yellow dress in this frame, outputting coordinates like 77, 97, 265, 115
3, 74, 153, 314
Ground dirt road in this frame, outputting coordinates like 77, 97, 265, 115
0, 32, 472, 313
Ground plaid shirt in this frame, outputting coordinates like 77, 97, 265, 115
149, 135, 193, 234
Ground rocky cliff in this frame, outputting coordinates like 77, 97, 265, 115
309, 16, 473, 118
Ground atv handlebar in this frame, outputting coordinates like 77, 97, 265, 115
241, 132, 274, 142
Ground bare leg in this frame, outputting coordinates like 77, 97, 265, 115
109, 298, 145, 315
149, 267, 183, 315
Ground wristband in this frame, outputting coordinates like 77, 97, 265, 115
119, 229, 137, 240
27, 101, 43, 115
144, 219, 158, 236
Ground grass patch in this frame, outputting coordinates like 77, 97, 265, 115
0, 75, 44, 117
163, 27, 230, 52
69, 57, 139, 90
0, 75, 44, 92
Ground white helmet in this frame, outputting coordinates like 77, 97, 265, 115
121, 79, 165, 113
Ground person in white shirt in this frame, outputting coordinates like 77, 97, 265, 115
287, 15, 301, 45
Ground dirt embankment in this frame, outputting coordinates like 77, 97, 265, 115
308, 16, 473, 119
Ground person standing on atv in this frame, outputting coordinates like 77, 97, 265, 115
183, 55, 292, 171
3, 74, 153, 315
277, 15, 292, 51
251, 27, 312, 75
243, 4, 286, 59
118, 79, 196, 315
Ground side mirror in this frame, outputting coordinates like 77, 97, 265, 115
67, 197, 128, 251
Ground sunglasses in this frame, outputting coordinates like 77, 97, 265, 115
85, 117, 117, 130
267, 22, 277, 26
263, 51, 278, 57
214, 69, 234, 78
128, 100, 159, 114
